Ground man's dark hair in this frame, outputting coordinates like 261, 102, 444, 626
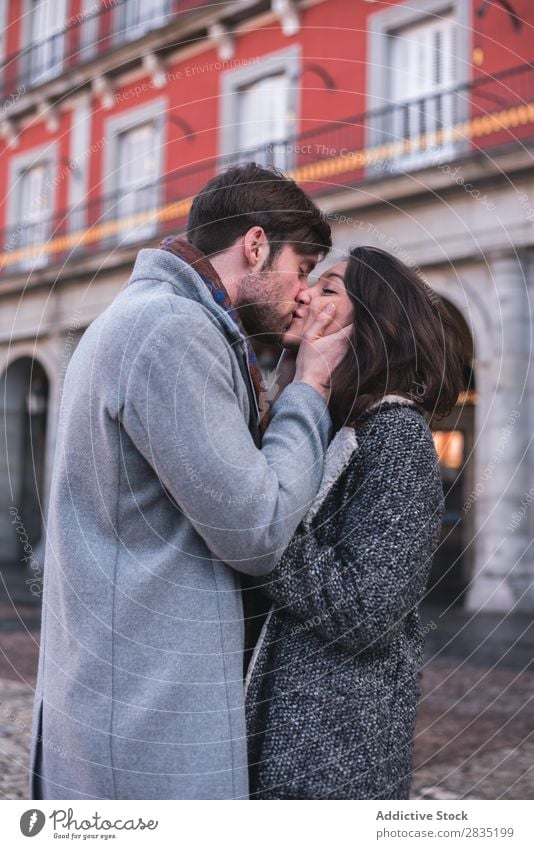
186, 162, 332, 263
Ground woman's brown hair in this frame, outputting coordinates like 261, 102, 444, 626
328, 246, 464, 430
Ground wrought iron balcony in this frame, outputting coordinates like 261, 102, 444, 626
1, 62, 532, 278
0, 0, 207, 101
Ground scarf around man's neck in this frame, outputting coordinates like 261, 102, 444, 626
159, 235, 270, 442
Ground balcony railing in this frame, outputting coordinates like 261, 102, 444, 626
0, 0, 207, 101
1, 62, 532, 277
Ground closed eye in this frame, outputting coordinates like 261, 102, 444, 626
321, 288, 337, 295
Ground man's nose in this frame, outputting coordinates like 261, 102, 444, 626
296, 285, 312, 305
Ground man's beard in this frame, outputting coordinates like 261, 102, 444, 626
233, 269, 293, 346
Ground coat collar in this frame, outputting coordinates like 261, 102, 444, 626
158, 236, 269, 437
128, 247, 265, 443
129, 248, 244, 342
368, 393, 418, 410
302, 394, 417, 528
303, 426, 358, 528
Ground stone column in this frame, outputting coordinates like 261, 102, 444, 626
466, 251, 532, 612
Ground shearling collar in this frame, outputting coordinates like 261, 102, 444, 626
303, 426, 358, 528
368, 394, 418, 410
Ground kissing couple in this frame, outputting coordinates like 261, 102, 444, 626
30, 162, 462, 800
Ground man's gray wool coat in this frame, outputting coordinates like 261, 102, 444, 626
30, 248, 331, 800
246, 399, 444, 799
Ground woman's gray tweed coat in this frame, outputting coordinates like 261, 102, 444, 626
245, 398, 444, 800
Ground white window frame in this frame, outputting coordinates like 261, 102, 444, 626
24, 0, 67, 87
219, 45, 300, 171
114, 0, 170, 46
366, 0, 470, 176
0, 1, 8, 84
79, 0, 101, 63
6, 142, 58, 272
103, 98, 166, 247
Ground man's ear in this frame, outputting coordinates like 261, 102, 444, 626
243, 226, 269, 270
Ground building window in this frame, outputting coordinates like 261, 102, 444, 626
115, 0, 170, 44
104, 99, 166, 246
28, 0, 67, 85
367, 0, 469, 173
19, 164, 50, 269
79, 0, 100, 62
6, 147, 57, 272
0, 2, 8, 84
236, 72, 292, 168
389, 14, 458, 168
116, 123, 159, 243
220, 46, 300, 170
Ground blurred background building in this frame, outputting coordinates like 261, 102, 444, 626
0, 0, 532, 613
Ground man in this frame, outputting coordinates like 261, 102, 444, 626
30, 163, 346, 800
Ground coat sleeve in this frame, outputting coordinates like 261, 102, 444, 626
120, 308, 332, 576
261, 409, 444, 651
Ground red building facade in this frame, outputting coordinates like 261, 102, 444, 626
0, 0, 532, 271
0, 0, 533, 613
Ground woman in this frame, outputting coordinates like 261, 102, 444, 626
245, 246, 463, 800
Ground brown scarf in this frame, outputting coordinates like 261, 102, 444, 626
159, 235, 270, 441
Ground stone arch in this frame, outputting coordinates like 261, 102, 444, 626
0, 356, 50, 574
429, 277, 492, 367
0, 344, 56, 394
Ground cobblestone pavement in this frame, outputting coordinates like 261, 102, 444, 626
0, 602, 533, 800
0, 678, 34, 799
412, 660, 534, 799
